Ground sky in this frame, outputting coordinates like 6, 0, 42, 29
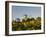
12, 6, 41, 20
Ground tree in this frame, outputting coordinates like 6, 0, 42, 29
24, 14, 28, 19
36, 17, 41, 21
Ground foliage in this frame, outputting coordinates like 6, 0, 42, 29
12, 15, 41, 31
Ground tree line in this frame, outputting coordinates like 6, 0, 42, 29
12, 15, 41, 31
